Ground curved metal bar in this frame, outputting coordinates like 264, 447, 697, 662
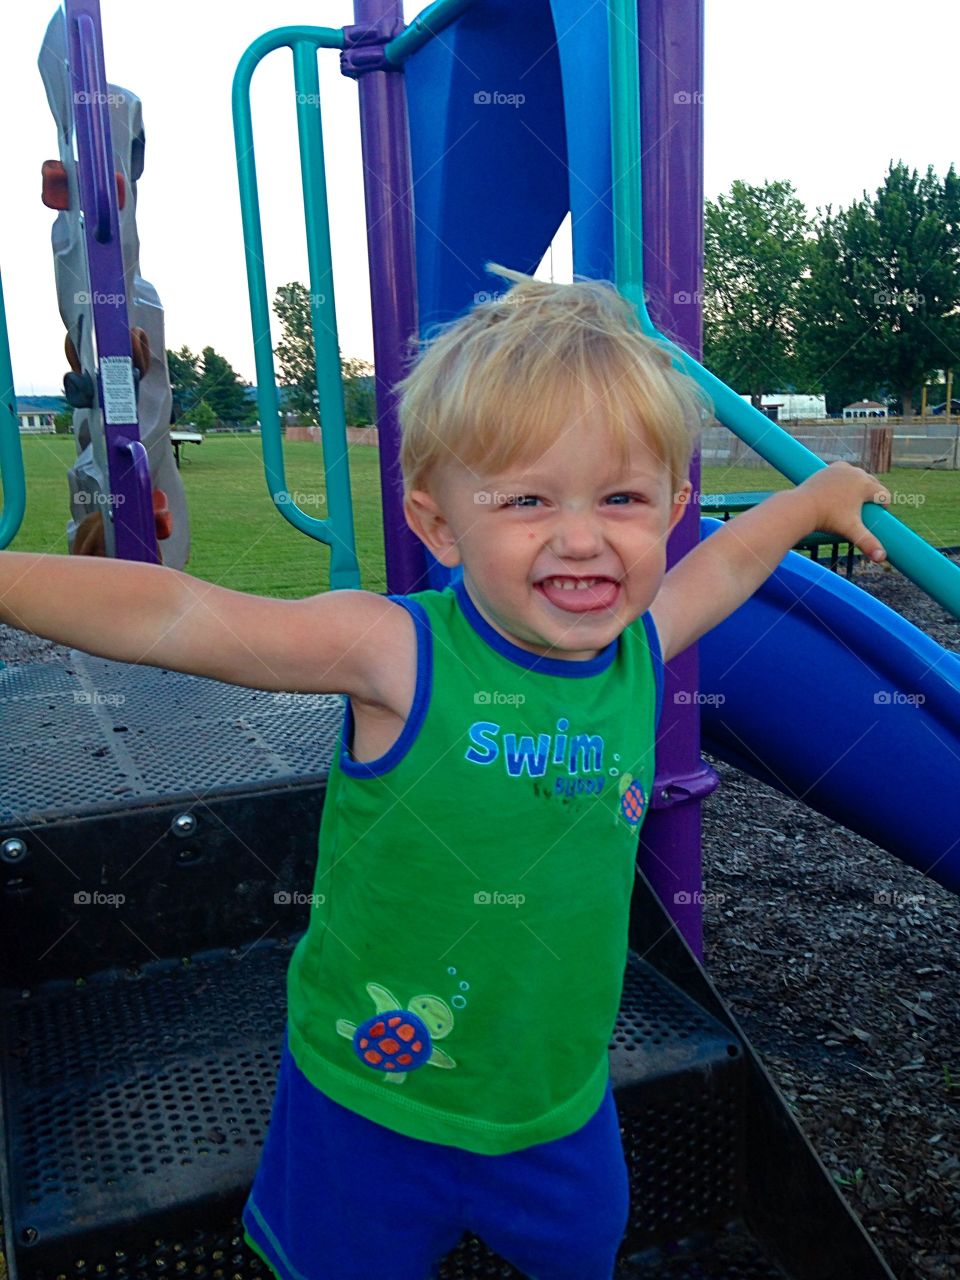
232, 27, 361, 591
0, 269, 26, 549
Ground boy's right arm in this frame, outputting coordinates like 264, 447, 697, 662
0, 552, 403, 703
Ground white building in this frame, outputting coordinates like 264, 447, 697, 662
738, 393, 827, 421
843, 400, 888, 419
16, 396, 61, 433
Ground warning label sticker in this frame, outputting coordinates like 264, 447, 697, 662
101, 357, 138, 425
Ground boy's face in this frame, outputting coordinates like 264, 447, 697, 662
406, 405, 691, 661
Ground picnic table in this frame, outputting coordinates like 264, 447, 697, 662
700, 491, 857, 576
170, 429, 203, 469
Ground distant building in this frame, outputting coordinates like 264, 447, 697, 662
738, 393, 826, 421
842, 400, 887, 420
16, 395, 64, 433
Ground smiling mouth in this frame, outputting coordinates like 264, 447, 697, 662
534, 576, 621, 612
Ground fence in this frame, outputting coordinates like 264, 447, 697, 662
700, 420, 960, 472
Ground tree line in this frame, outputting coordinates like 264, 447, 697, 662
704, 161, 960, 416
166, 282, 375, 431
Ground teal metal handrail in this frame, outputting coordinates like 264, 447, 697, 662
233, 26, 360, 591
608, 0, 960, 620
383, 0, 479, 67
0, 268, 26, 549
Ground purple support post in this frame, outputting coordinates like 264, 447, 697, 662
346, 1, 428, 595
66, 0, 158, 563
635, 0, 718, 960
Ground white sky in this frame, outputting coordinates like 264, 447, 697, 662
2, 0, 957, 393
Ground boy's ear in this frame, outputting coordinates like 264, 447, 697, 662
668, 480, 694, 533
404, 489, 462, 568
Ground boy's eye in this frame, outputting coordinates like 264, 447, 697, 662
606, 493, 649, 505
499, 494, 539, 508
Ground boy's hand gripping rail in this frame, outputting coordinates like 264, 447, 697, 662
607, 0, 960, 621
233, 28, 362, 592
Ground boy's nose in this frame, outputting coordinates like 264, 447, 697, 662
550, 509, 605, 558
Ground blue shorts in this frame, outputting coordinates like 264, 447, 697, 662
242, 1030, 629, 1280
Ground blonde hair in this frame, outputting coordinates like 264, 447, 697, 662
395, 262, 711, 501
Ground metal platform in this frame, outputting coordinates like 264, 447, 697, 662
1, 938, 759, 1280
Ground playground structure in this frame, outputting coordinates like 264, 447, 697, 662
0, 1, 959, 1278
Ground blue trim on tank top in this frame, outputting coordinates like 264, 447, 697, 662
452, 575, 619, 677
639, 611, 665, 731
337, 595, 432, 779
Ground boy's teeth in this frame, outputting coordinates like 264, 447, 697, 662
545, 577, 603, 590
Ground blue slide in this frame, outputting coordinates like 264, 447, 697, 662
698, 519, 960, 893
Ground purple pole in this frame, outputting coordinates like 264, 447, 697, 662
66, 0, 158, 563
347, 1, 429, 596
634, 0, 717, 959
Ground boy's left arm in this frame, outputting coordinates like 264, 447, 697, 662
650, 462, 892, 664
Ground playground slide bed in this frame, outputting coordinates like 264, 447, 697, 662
0, 553, 957, 1280
702, 553, 960, 1280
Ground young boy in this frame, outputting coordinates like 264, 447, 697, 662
0, 265, 891, 1280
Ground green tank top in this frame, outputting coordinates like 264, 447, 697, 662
286, 573, 663, 1154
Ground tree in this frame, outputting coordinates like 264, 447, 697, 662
703, 180, 813, 406
343, 357, 376, 426
197, 346, 251, 425
189, 400, 217, 433
272, 282, 378, 426
54, 409, 73, 435
273, 282, 318, 422
166, 345, 201, 421
797, 162, 960, 417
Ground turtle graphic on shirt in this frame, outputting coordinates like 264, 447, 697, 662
336, 982, 457, 1084
618, 772, 647, 826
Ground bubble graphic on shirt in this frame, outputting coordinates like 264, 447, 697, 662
609, 752, 621, 779
451, 976, 469, 1010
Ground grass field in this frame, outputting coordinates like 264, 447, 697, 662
3, 435, 958, 596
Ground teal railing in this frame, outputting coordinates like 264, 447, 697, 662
0, 267, 26, 549
232, 27, 360, 591
607, 0, 960, 620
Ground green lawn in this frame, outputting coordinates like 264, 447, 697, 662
3, 436, 958, 597
699, 465, 960, 551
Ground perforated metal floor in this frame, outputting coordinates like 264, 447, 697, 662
0, 652, 344, 825
1, 942, 746, 1279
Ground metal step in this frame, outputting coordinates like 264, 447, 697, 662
0, 940, 745, 1280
